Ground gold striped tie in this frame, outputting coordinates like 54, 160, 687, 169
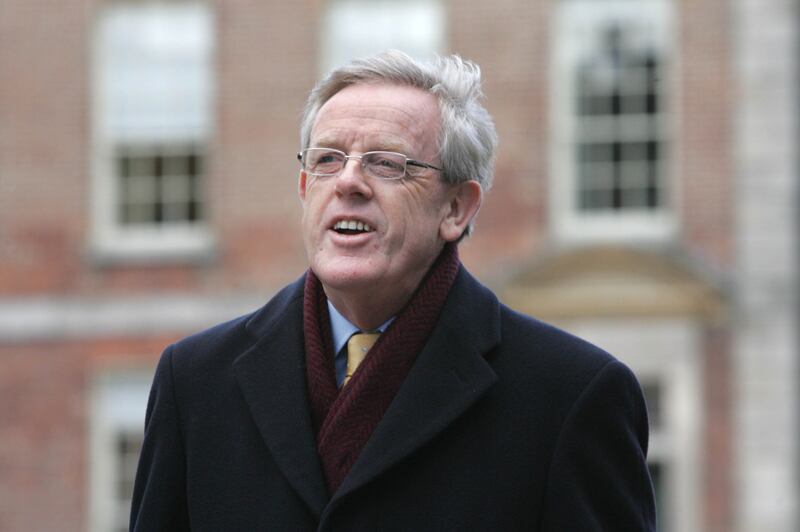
343, 332, 380, 386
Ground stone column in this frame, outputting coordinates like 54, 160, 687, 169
734, 0, 799, 530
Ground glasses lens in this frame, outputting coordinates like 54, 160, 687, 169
304, 149, 345, 176
363, 152, 406, 179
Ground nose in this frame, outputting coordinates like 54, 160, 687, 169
334, 155, 373, 199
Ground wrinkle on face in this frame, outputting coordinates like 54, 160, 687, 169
298, 83, 453, 326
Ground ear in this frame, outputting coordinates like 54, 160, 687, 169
298, 170, 309, 201
439, 180, 483, 242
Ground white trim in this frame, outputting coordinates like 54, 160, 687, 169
555, 210, 677, 243
0, 295, 266, 342
90, 223, 216, 262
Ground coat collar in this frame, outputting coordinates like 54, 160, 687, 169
233, 268, 501, 521
233, 275, 330, 518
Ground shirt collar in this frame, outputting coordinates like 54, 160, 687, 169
327, 300, 394, 354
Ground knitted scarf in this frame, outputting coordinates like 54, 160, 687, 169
303, 243, 460, 494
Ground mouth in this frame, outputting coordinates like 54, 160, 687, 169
332, 219, 374, 236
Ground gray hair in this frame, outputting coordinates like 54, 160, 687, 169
300, 50, 498, 237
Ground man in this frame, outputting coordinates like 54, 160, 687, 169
131, 50, 656, 531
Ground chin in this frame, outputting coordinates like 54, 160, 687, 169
311, 257, 384, 292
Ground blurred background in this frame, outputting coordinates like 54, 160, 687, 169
0, 0, 797, 530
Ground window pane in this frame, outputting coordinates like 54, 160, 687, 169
115, 145, 204, 227
570, 10, 668, 215
98, 2, 214, 141
579, 161, 614, 189
321, 0, 444, 75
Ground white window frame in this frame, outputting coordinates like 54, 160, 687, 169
320, 0, 445, 76
88, 371, 152, 532
550, 0, 678, 244
561, 317, 702, 532
90, 0, 215, 261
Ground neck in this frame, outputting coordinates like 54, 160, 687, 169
324, 293, 403, 331
323, 274, 423, 330
319, 244, 458, 330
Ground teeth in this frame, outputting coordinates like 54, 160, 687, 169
334, 220, 372, 232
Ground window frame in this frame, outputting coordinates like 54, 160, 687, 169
549, 0, 679, 244
90, 0, 216, 262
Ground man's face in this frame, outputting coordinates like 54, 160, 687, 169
299, 83, 466, 306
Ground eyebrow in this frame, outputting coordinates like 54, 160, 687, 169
310, 137, 415, 156
374, 144, 415, 155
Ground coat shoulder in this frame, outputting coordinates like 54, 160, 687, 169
167, 274, 306, 372
499, 304, 615, 370
490, 303, 630, 413
450, 267, 618, 382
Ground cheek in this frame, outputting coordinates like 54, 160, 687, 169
379, 187, 446, 247
404, 204, 445, 247
301, 202, 324, 246
302, 190, 325, 224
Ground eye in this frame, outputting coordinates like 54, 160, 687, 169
365, 153, 406, 178
376, 158, 403, 169
317, 153, 340, 164
307, 150, 345, 174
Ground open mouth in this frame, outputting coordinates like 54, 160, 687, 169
332, 219, 373, 235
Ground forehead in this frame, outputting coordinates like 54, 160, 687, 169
310, 83, 441, 153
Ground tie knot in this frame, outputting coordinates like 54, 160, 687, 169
343, 332, 381, 386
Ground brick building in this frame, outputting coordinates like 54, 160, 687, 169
0, 1, 796, 531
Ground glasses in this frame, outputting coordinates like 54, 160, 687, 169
297, 148, 442, 181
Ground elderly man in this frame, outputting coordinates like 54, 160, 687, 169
130, 51, 656, 531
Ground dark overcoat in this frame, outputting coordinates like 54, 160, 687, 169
130, 267, 656, 531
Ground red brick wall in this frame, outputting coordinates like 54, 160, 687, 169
678, 0, 735, 270
703, 324, 733, 532
452, 0, 553, 279
0, 0, 90, 295
0, 334, 179, 532
0, 0, 736, 292
0, 0, 737, 530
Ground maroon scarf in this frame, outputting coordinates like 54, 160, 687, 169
303, 243, 460, 494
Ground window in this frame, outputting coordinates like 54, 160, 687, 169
92, 1, 214, 259
89, 372, 151, 532
117, 143, 204, 226
551, 0, 675, 242
320, 0, 444, 75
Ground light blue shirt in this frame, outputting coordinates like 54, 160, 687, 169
327, 300, 394, 387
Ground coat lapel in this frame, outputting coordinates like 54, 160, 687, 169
327, 269, 501, 508
232, 277, 329, 519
